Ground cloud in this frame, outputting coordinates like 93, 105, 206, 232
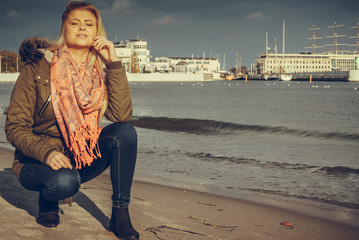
7, 9, 21, 18
102, 0, 134, 15
245, 12, 266, 20
147, 14, 180, 28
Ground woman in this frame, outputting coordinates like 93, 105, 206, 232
5, 1, 139, 239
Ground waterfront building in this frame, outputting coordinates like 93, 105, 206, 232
151, 57, 172, 72
114, 38, 221, 74
147, 56, 221, 74
114, 38, 151, 73
169, 57, 220, 73
114, 41, 131, 67
254, 53, 358, 74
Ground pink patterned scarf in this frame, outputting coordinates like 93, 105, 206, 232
50, 46, 107, 169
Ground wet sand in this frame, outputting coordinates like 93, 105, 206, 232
0, 146, 358, 239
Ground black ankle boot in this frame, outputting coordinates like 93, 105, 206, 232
37, 211, 60, 228
37, 193, 60, 228
109, 207, 139, 240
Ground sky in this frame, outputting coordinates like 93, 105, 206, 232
0, 0, 358, 69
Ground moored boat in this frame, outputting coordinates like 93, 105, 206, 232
279, 74, 292, 81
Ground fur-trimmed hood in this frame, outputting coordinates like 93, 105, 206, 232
18, 37, 52, 65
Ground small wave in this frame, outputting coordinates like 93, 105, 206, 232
187, 152, 359, 178
130, 116, 359, 142
318, 166, 359, 176
186, 152, 318, 171
187, 152, 261, 165
237, 187, 359, 209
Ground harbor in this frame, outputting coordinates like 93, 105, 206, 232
241, 21, 359, 82
111, 22, 359, 82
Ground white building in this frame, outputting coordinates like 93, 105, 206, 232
114, 38, 221, 74
114, 38, 151, 73
151, 57, 171, 72
114, 41, 131, 67
169, 57, 220, 73
254, 53, 358, 74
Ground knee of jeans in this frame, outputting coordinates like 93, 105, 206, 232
111, 122, 138, 146
48, 169, 80, 199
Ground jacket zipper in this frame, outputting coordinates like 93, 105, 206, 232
38, 94, 51, 118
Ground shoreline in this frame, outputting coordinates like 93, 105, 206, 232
1, 146, 359, 239
133, 171, 359, 229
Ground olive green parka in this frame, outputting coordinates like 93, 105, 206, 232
5, 38, 133, 178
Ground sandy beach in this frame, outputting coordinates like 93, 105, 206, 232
0, 146, 358, 240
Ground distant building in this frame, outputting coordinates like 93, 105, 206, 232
150, 57, 220, 73
114, 38, 221, 74
169, 57, 220, 73
254, 53, 358, 74
151, 57, 171, 72
114, 38, 151, 73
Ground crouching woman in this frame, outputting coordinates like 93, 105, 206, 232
5, 1, 139, 239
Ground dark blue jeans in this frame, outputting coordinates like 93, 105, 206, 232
19, 122, 138, 211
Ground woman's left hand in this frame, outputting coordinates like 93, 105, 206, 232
92, 36, 119, 63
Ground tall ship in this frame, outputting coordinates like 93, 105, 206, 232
252, 21, 359, 81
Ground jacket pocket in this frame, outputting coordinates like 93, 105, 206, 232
38, 94, 51, 118
34, 72, 50, 85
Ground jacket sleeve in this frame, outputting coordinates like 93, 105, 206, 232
5, 63, 58, 163
104, 61, 133, 122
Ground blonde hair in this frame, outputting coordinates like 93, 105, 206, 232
49, 0, 108, 120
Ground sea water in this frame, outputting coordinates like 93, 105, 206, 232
1, 80, 359, 223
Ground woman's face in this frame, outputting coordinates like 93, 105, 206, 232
65, 9, 97, 50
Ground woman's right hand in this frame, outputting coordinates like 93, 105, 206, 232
46, 151, 73, 170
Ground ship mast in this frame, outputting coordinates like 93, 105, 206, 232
235, 52, 238, 75
306, 25, 324, 54
238, 49, 242, 74
326, 22, 347, 54
266, 32, 269, 54
282, 20, 285, 54
348, 22, 359, 54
